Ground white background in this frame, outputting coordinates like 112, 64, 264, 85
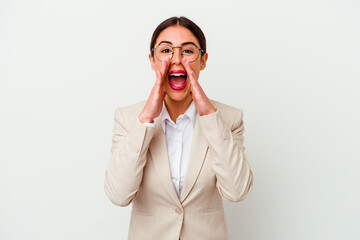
1, 0, 359, 239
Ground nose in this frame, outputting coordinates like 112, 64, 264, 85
171, 47, 182, 64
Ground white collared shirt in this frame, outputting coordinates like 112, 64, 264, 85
161, 101, 196, 197
137, 101, 197, 197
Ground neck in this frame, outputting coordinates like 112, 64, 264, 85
164, 95, 192, 123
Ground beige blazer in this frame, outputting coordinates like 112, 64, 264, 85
104, 99, 253, 240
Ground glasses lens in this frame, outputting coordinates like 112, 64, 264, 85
155, 44, 173, 61
182, 45, 200, 62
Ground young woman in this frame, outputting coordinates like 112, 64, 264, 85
104, 16, 253, 240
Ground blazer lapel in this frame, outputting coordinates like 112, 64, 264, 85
180, 115, 209, 203
149, 116, 181, 206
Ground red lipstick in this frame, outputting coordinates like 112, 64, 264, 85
167, 69, 188, 91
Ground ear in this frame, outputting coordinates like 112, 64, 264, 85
200, 53, 208, 71
149, 53, 155, 71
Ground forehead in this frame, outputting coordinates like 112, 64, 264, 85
155, 25, 200, 47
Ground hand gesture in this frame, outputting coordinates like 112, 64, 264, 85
138, 57, 170, 123
182, 58, 216, 116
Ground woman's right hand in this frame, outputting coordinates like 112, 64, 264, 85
138, 57, 170, 123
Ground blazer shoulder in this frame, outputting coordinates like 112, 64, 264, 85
210, 99, 243, 117
209, 99, 244, 129
114, 100, 147, 118
112, 100, 147, 131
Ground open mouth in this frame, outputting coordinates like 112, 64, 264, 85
168, 70, 187, 91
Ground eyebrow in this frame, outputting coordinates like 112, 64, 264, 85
157, 41, 198, 47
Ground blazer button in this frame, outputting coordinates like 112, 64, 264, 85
222, 132, 229, 140
174, 207, 183, 215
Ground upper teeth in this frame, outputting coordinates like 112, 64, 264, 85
170, 73, 186, 77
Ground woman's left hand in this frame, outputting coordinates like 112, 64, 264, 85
182, 58, 216, 116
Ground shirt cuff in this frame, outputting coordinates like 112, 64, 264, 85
137, 116, 156, 128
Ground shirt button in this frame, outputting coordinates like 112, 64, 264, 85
222, 132, 229, 140
135, 147, 140, 153
174, 207, 183, 215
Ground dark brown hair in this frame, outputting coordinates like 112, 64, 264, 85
150, 16, 207, 57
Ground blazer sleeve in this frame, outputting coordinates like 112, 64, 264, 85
197, 108, 253, 202
104, 107, 156, 206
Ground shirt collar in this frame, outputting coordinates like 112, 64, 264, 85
161, 101, 197, 133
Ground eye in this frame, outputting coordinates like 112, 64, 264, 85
161, 49, 171, 53
183, 49, 194, 54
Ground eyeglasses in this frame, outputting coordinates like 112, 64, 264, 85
152, 43, 204, 62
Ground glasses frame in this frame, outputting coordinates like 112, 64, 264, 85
152, 43, 204, 63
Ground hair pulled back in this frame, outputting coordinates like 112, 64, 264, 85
150, 16, 207, 57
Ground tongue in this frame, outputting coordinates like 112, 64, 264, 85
169, 76, 186, 86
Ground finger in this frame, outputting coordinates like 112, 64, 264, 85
189, 70, 197, 85
155, 70, 161, 84
181, 58, 197, 85
157, 58, 167, 85
160, 57, 170, 77
165, 57, 170, 72
182, 58, 200, 93
181, 57, 192, 76
160, 57, 166, 74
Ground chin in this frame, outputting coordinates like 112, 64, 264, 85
165, 88, 191, 103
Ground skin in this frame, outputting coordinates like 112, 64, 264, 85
138, 25, 216, 123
